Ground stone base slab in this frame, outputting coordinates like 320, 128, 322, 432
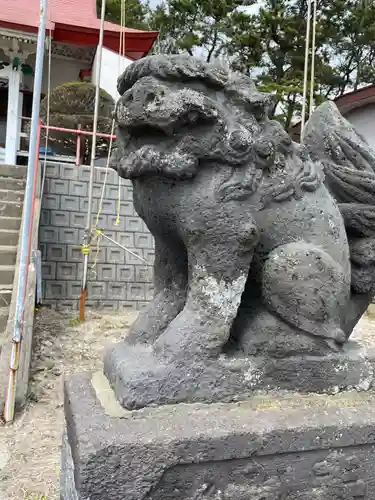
62, 371, 375, 500
103, 340, 375, 410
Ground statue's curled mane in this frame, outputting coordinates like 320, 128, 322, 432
115, 55, 323, 206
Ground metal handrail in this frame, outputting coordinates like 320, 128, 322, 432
3, 119, 116, 422
37, 123, 116, 166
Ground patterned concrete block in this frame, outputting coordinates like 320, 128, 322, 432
120, 301, 138, 312
59, 228, 80, 245
95, 168, 118, 186
86, 300, 119, 311
87, 282, 107, 299
125, 248, 145, 265
41, 161, 154, 308
107, 282, 127, 300
40, 209, 50, 226
98, 230, 117, 247
96, 264, 116, 281
134, 232, 153, 249
70, 212, 86, 229
39, 243, 47, 259
145, 283, 155, 300
43, 193, 60, 210
107, 215, 126, 232
61, 164, 78, 180
143, 249, 156, 264
125, 216, 144, 233
39, 226, 59, 243
117, 232, 135, 249
135, 265, 153, 283
77, 167, 91, 182
98, 199, 116, 215
127, 283, 146, 301
47, 244, 67, 262
49, 179, 69, 195
56, 300, 79, 311
42, 261, 56, 280
89, 246, 106, 264
108, 171, 119, 186
61, 195, 80, 212
45, 163, 60, 179
69, 181, 88, 197
45, 281, 67, 299
79, 197, 98, 213
93, 214, 107, 229
43, 299, 57, 308
107, 247, 126, 264
92, 183, 103, 198
50, 210, 70, 227
57, 262, 78, 280
116, 265, 135, 282
66, 245, 83, 262
121, 183, 133, 201
66, 281, 82, 299
119, 201, 134, 216
137, 301, 151, 312
105, 184, 121, 200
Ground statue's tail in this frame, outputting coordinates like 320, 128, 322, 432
302, 101, 375, 330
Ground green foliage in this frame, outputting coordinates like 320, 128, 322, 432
147, 0, 250, 59
96, 0, 375, 128
40, 82, 114, 164
97, 0, 148, 29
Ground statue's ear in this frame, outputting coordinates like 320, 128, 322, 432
301, 101, 375, 205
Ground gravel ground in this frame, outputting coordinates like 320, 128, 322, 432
0, 307, 137, 500
0, 309, 374, 500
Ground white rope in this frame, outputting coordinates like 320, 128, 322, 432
95, 0, 126, 230
309, 0, 317, 116
95, 229, 150, 265
93, 0, 127, 272
95, 118, 116, 227
40, 12, 52, 199
301, 0, 312, 134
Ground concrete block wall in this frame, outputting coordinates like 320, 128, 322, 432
39, 162, 155, 311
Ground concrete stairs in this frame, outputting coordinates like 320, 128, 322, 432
0, 164, 26, 355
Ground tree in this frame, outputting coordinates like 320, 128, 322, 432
99, 0, 375, 129
328, 0, 375, 94
146, 0, 252, 61
40, 82, 114, 164
97, 0, 148, 30
226, 0, 345, 128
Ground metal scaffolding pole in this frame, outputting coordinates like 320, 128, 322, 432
80, 0, 106, 321
4, 0, 48, 423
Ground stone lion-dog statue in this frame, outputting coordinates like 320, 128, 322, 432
104, 54, 375, 409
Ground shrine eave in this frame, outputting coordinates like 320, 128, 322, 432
0, 19, 158, 59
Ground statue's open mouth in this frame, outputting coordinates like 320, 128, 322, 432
126, 122, 175, 143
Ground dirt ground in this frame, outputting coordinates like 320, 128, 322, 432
0, 307, 137, 500
0, 308, 374, 500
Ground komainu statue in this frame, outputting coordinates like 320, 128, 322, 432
105, 54, 375, 409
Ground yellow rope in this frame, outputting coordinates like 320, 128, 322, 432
81, 244, 90, 256
90, 228, 103, 274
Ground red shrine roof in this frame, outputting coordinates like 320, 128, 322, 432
0, 0, 158, 59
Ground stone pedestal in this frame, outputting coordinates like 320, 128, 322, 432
61, 371, 375, 500
103, 340, 375, 409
